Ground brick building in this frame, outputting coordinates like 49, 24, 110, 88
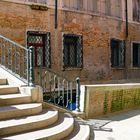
0, 0, 140, 84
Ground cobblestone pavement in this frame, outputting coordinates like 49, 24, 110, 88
86, 108, 140, 140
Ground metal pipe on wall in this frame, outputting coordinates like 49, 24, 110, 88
55, 0, 58, 29
125, 0, 128, 38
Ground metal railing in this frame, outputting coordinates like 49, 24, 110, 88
35, 68, 81, 111
0, 35, 34, 86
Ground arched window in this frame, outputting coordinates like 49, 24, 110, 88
133, 0, 140, 22
99, 0, 122, 18
87, 0, 98, 12
63, 0, 83, 10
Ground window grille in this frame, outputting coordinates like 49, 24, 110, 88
133, 43, 140, 67
27, 31, 51, 68
110, 39, 125, 67
63, 34, 83, 68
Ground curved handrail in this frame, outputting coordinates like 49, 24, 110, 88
0, 35, 32, 86
0, 35, 28, 51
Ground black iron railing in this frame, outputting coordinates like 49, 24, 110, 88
0, 35, 34, 86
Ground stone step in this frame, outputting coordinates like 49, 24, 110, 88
0, 93, 31, 106
0, 103, 42, 120
0, 109, 58, 136
64, 120, 90, 140
0, 85, 19, 94
0, 79, 8, 85
1, 113, 74, 140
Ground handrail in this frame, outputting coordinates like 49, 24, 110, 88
0, 35, 34, 86
43, 69, 73, 82
0, 35, 28, 51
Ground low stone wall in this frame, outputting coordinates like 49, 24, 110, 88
83, 84, 140, 118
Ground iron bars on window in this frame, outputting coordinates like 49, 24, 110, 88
63, 34, 83, 69
110, 39, 125, 68
27, 31, 51, 68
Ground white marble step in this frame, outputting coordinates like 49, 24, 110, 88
1, 113, 74, 140
0, 109, 58, 136
64, 120, 90, 140
0, 85, 19, 94
0, 93, 31, 106
0, 103, 42, 120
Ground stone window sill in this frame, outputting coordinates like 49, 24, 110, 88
111, 67, 125, 70
62, 67, 82, 71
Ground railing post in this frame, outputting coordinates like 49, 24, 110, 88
75, 77, 80, 112
29, 46, 34, 87
27, 48, 29, 86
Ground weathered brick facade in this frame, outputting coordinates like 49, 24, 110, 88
0, 0, 140, 84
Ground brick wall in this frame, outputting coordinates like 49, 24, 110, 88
0, 1, 140, 83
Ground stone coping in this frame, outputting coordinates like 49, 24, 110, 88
82, 83, 140, 87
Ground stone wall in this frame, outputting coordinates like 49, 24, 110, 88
83, 84, 140, 118
0, 1, 140, 83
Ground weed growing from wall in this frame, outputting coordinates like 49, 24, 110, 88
111, 88, 140, 113
104, 92, 108, 114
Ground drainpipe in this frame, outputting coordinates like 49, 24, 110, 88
125, 0, 128, 38
55, 0, 58, 29
125, 0, 128, 79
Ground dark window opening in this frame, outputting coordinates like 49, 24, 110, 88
111, 39, 125, 67
27, 31, 51, 68
63, 34, 83, 68
133, 43, 140, 67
